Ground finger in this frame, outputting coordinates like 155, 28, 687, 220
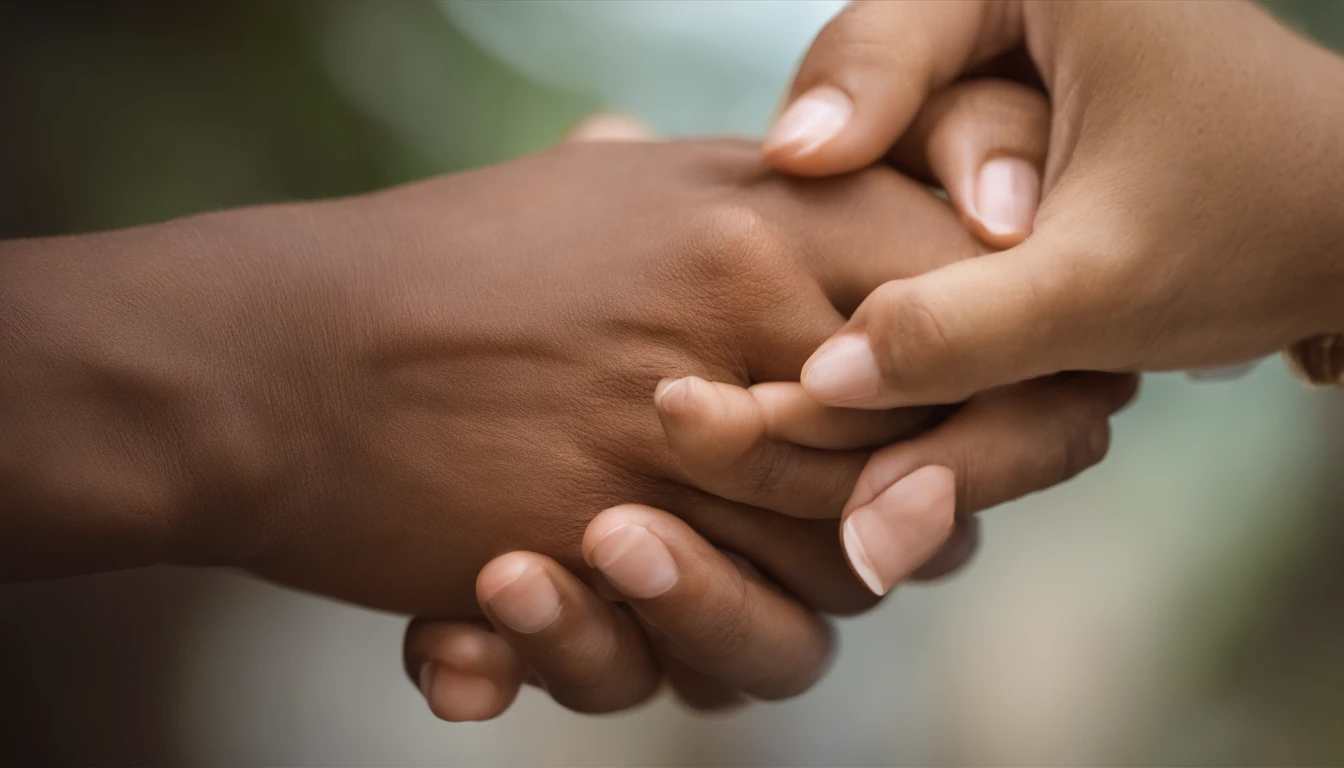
582, 504, 835, 700
663, 485, 878, 616
907, 518, 981, 582
888, 78, 1048, 248
658, 647, 748, 713
748, 381, 933, 450
656, 376, 868, 519
742, 168, 988, 383
840, 372, 1139, 595
755, 163, 987, 319
764, 0, 1021, 176
404, 620, 526, 722
563, 113, 658, 143
801, 235, 1123, 408
475, 552, 662, 713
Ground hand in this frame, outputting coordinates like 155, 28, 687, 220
402, 369, 1135, 721
406, 504, 835, 720
0, 127, 999, 608
762, 0, 1344, 407
396, 90, 1137, 720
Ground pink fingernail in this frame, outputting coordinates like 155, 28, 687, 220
764, 85, 854, 157
481, 559, 562, 634
975, 156, 1039, 238
590, 524, 679, 599
841, 466, 957, 595
803, 334, 881, 404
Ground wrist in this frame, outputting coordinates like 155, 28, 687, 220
0, 214, 307, 577
0, 230, 191, 577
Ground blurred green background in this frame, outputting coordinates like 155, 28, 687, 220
1, 1, 1342, 765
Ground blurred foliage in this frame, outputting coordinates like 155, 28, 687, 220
0, 1, 590, 238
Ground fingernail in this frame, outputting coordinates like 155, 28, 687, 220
974, 156, 1039, 238
764, 85, 853, 157
654, 376, 696, 413
589, 524, 679, 599
482, 559, 562, 634
841, 465, 956, 595
420, 663, 501, 722
803, 334, 881, 404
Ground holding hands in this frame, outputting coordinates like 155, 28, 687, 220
6, 0, 1339, 731
403, 90, 1134, 719
409, 0, 1344, 721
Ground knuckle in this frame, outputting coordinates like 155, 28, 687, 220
959, 80, 1050, 128
680, 203, 793, 292
740, 443, 793, 504
669, 570, 758, 661
865, 283, 953, 391
810, 4, 932, 85
935, 82, 1050, 163
700, 203, 783, 263
550, 645, 658, 714
1057, 418, 1111, 484
681, 571, 756, 661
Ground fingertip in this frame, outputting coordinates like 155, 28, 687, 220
1113, 373, 1142, 412
840, 465, 957, 595
655, 376, 722, 420
476, 554, 563, 635
654, 377, 693, 414
970, 155, 1039, 247
762, 85, 855, 167
656, 377, 769, 472
583, 504, 664, 567
801, 333, 882, 406
475, 552, 536, 605
587, 522, 680, 600
410, 625, 523, 723
420, 662, 508, 722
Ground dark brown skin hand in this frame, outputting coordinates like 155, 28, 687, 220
0, 139, 985, 617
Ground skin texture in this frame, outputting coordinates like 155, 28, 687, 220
0, 100, 1136, 719
1, 137, 1000, 617
758, 0, 1344, 410
404, 370, 1135, 721
402, 103, 1138, 720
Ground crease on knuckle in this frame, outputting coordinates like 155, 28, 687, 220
676, 203, 793, 339
549, 641, 654, 712
868, 284, 952, 393
740, 442, 792, 505
682, 569, 756, 663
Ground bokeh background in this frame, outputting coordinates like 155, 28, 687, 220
2, 1, 1343, 765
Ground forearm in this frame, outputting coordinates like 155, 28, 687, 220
0, 215, 309, 581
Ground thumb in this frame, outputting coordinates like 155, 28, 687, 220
888, 79, 1048, 250
764, 0, 1021, 176
801, 238, 1124, 407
